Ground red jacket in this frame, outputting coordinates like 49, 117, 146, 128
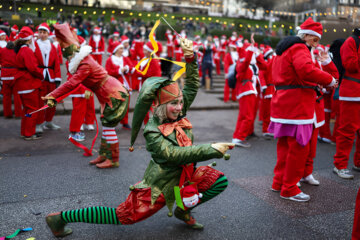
105, 55, 133, 89
88, 35, 105, 55
271, 41, 333, 125
339, 35, 360, 101
131, 38, 145, 60
48, 46, 127, 112
0, 46, 17, 81
15, 45, 43, 92
34, 39, 62, 82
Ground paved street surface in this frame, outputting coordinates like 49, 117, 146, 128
0, 104, 359, 240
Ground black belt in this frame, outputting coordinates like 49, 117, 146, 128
242, 79, 252, 86
344, 76, 360, 84
316, 95, 324, 103
38, 66, 54, 69
276, 85, 321, 96
268, 84, 274, 86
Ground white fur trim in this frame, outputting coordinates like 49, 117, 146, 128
19, 35, 32, 40
314, 119, 325, 128
38, 26, 50, 33
113, 44, 124, 54
270, 117, 315, 125
339, 97, 360, 101
327, 77, 337, 87
298, 29, 321, 39
236, 90, 257, 99
0, 32, 6, 36
1, 77, 15, 80
18, 89, 35, 94
69, 45, 92, 74
143, 44, 153, 53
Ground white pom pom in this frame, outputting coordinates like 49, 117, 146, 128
199, 193, 203, 198
296, 26, 301, 31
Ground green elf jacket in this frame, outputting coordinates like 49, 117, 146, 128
134, 56, 223, 214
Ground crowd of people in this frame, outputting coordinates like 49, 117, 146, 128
1, 15, 360, 238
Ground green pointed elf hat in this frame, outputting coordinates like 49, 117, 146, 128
129, 77, 182, 151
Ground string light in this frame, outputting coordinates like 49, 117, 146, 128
102, 10, 106, 14
120, 11, 124, 14
50, 6, 54, 10
112, 10, 115, 14
138, 13, 142, 16
60, 8, 63, 12
43, 7, 46, 11
93, 11, 96, 14
84, 11, 87, 14
147, 13, 151, 17
130, 12, 133, 16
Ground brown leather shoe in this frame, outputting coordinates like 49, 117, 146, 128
89, 155, 106, 165
96, 159, 119, 168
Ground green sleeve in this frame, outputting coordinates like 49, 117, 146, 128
182, 57, 200, 114
145, 131, 223, 166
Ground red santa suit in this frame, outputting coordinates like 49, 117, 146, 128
107, 32, 120, 56
14, 27, 44, 137
270, 22, 334, 198
105, 44, 133, 125
223, 45, 238, 102
65, 61, 95, 133
334, 30, 360, 170
257, 48, 275, 134
232, 47, 260, 141
304, 54, 339, 179
213, 36, 221, 75
10, 25, 19, 42
220, 35, 227, 62
34, 36, 62, 125
165, 30, 174, 58
174, 37, 183, 62
0, 42, 22, 118
193, 39, 204, 78
88, 28, 105, 65
130, 37, 145, 90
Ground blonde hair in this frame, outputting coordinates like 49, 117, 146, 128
153, 103, 168, 123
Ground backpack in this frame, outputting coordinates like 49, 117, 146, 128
227, 63, 237, 89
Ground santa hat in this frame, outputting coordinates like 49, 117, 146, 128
143, 41, 154, 53
112, 42, 124, 54
11, 25, 19, 32
18, 26, 33, 40
214, 35, 219, 40
221, 34, 227, 39
230, 36, 237, 41
49, 31, 55, 39
232, 31, 237, 36
298, 17, 323, 39
238, 35, 244, 40
263, 47, 274, 58
113, 32, 120, 37
130, 77, 182, 150
180, 185, 202, 209
0, 30, 6, 37
93, 27, 101, 34
259, 44, 265, 50
34, 31, 39, 38
38, 23, 50, 33
121, 35, 129, 43
194, 35, 200, 41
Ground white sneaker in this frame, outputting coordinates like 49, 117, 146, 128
44, 121, 61, 130
263, 132, 274, 140
301, 174, 320, 186
280, 192, 310, 202
333, 167, 354, 179
36, 124, 44, 133
86, 124, 95, 131
232, 138, 251, 148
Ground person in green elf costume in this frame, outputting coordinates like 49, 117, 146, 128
45, 38, 234, 237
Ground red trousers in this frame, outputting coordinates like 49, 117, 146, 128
262, 98, 271, 133
2, 80, 22, 117
332, 99, 340, 142
223, 79, 236, 102
334, 101, 360, 169
303, 127, 319, 178
19, 89, 40, 137
319, 112, 332, 140
233, 94, 257, 141
69, 96, 95, 132
116, 166, 223, 225
91, 54, 102, 66
37, 81, 57, 124
353, 187, 360, 240
272, 136, 310, 197
120, 95, 130, 125
214, 59, 221, 75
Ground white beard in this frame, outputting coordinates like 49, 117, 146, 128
93, 35, 101, 42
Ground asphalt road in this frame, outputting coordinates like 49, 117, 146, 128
0, 109, 359, 240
